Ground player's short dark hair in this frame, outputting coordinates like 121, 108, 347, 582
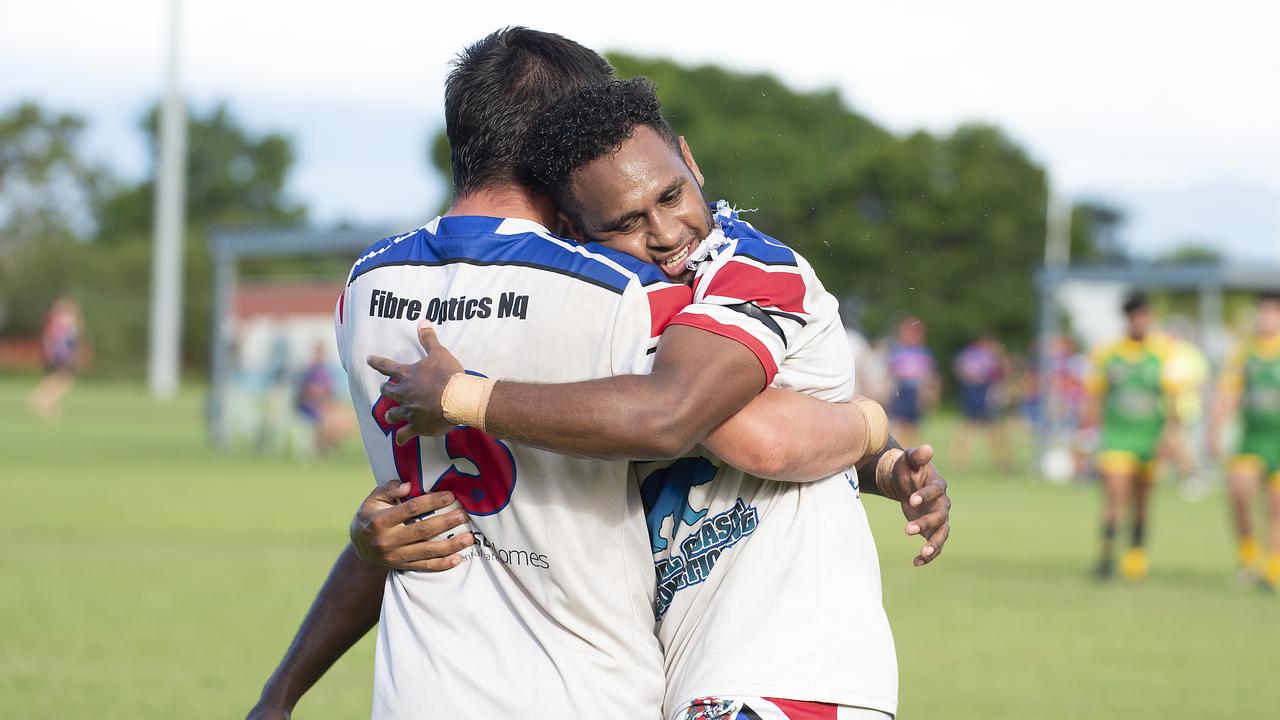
1260, 291, 1280, 304
1122, 291, 1149, 316
519, 78, 679, 211
444, 27, 613, 196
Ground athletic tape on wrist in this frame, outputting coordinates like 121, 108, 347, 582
856, 397, 889, 457
441, 373, 497, 432
876, 448, 905, 491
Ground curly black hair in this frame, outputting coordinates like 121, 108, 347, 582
518, 78, 679, 211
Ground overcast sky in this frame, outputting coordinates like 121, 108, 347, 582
4, 0, 1278, 261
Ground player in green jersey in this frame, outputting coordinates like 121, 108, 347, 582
1209, 292, 1280, 591
1084, 293, 1180, 581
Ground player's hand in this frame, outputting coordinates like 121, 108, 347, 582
882, 444, 951, 566
367, 322, 464, 442
349, 479, 475, 572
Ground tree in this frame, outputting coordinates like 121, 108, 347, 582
1155, 242, 1222, 266
1070, 201, 1126, 263
1, 100, 307, 374
0, 102, 103, 243
95, 102, 305, 243
425, 55, 1113, 365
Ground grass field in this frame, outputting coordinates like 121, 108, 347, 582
1, 378, 1277, 719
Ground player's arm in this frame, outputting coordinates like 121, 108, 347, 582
247, 544, 384, 720
1158, 343, 1184, 431
701, 389, 886, 482
1081, 346, 1109, 430
1208, 349, 1245, 459
247, 487, 468, 719
374, 323, 766, 460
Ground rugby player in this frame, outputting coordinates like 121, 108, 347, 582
374, 79, 951, 719
248, 29, 946, 720
1084, 292, 1179, 581
1209, 292, 1280, 590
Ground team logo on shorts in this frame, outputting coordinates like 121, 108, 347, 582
683, 696, 737, 720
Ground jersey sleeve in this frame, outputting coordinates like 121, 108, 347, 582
611, 277, 693, 375
666, 239, 816, 387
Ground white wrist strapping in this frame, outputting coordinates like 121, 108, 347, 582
856, 397, 889, 457
875, 448, 905, 490
440, 373, 497, 432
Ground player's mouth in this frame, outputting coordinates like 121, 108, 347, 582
655, 237, 697, 279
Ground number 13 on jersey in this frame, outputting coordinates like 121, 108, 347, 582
371, 392, 517, 516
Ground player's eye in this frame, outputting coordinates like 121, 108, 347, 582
659, 188, 682, 207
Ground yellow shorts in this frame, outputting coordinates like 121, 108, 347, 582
1098, 450, 1158, 483
1228, 454, 1280, 490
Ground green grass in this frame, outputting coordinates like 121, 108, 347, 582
1, 378, 1276, 718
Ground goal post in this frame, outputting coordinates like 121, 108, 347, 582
207, 227, 392, 451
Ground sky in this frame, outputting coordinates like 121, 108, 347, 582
4, 0, 1278, 261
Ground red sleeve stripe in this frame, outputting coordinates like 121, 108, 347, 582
703, 259, 807, 314
337, 291, 345, 324
667, 312, 778, 387
647, 283, 693, 338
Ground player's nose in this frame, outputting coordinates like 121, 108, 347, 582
648, 215, 684, 252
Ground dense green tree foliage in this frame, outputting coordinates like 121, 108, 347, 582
0, 102, 104, 243
431, 54, 1097, 361
0, 102, 304, 373
5, 54, 1123, 375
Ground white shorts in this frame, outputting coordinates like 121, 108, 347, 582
675, 695, 893, 720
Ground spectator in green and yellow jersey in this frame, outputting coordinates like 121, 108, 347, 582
1209, 292, 1280, 592
1084, 292, 1180, 581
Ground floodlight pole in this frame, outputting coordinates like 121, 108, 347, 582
148, 0, 187, 398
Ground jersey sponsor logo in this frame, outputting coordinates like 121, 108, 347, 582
641, 458, 717, 553
460, 530, 551, 570
654, 498, 759, 619
642, 458, 763, 618
368, 288, 529, 324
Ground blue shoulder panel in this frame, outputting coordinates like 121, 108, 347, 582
711, 203, 798, 267
348, 217, 636, 294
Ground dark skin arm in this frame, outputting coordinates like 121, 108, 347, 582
246, 544, 385, 720
372, 324, 766, 460
371, 322, 951, 566
246, 487, 469, 719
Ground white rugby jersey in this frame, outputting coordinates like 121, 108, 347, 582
639, 205, 898, 718
336, 215, 691, 720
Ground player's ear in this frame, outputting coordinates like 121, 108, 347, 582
557, 211, 586, 243
678, 137, 705, 188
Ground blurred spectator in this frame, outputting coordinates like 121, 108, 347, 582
887, 316, 938, 447
846, 326, 891, 406
1209, 292, 1280, 590
1160, 317, 1211, 499
1083, 292, 1179, 581
25, 297, 83, 421
949, 334, 1013, 472
296, 342, 355, 456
